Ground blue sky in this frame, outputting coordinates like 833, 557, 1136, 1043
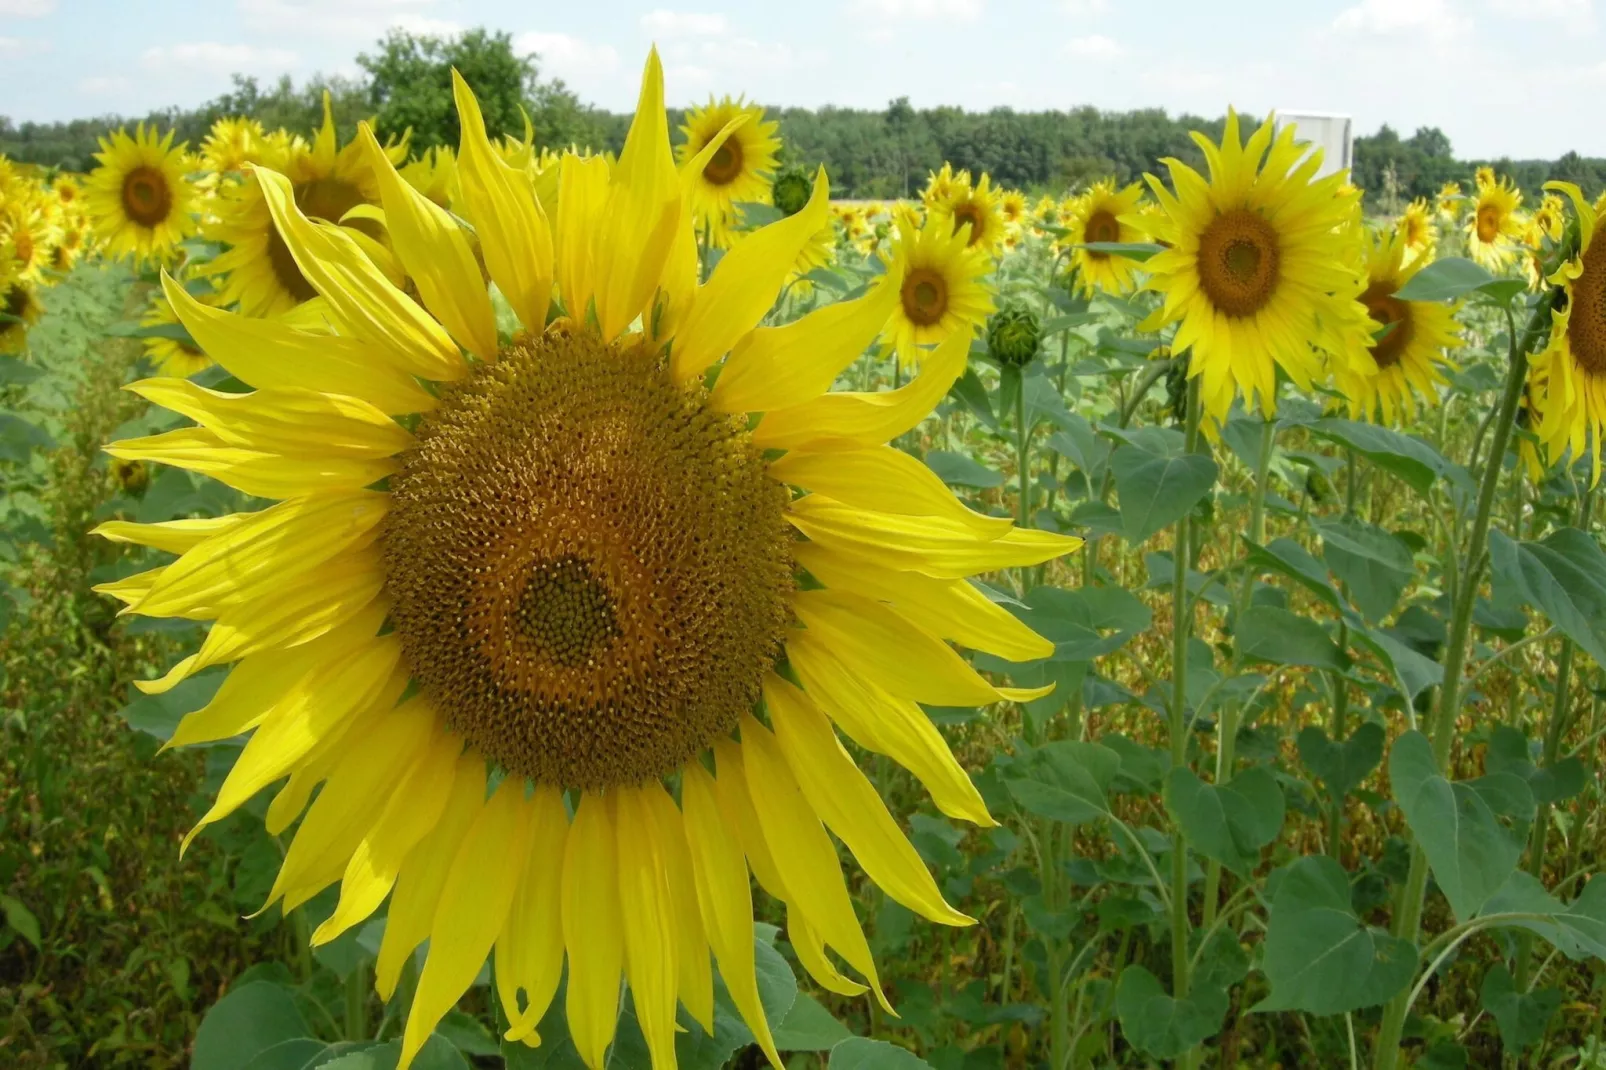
0, 0, 1598, 159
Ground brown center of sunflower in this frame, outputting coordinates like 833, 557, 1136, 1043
1084, 209, 1120, 254
121, 167, 173, 228
1569, 237, 1606, 376
266, 177, 372, 305
381, 329, 794, 790
703, 139, 745, 187
901, 267, 949, 327
12, 228, 35, 269
1361, 280, 1416, 369
1196, 208, 1281, 318
952, 203, 985, 245
1476, 204, 1503, 245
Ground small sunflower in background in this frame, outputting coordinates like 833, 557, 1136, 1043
1399, 197, 1435, 261
82, 124, 197, 267
999, 188, 1027, 229
930, 171, 1006, 256
1139, 110, 1366, 425
51, 174, 81, 208
1332, 226, 1461, 426
1530, 183, 1606, 482
0, 198, 58, 283
1466, 170, 1524, 272
677, 95, 779, 248
1063, 178, 1146, 298
205, 94, 405, 317
881, 216, 995, 363
922, 162, 963, 208
1031, 193, 1060, 231
138, 288, 212, 378
1436, 180, 1462, 222
96, 54, 1076, 1070
0, 251, 42, 355
201, 116, 268, 175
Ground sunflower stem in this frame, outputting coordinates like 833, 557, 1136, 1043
1373, 295, 1543, 1070
1015, 373, 1033, 594
345, 958, 368, 1041
1168, 376, 1201, 1009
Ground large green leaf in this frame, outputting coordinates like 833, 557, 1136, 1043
1309, 419, 1451, 496
1477, 870, 1606, 962
0, 355, 41, 387
1114, 965, 1222, 1058
828, 1038, 934, 1069
771, 992, 854, 1049
1164, 766, 1284, 875
1254, 855, 1417, 1014
1297, 722, 1385, 800
1003, 741, 1118, 824
923, 449, 1004, 489
1392, 256, 1509, 302
0, 412, 55, 464
1490, 528, 1606, 668
1014, 585, 1152, 663
1479, 963, 1560, 1055
1109, 442, 1218, 544
116, 670, 227, 743
1484, 725, 1589, 806
1390, 731, 1534, 922
1045, 411, 1111, 485
1315, 516, 1415, 623
1234, 605, 1349, 670
192, 982, 311, 1070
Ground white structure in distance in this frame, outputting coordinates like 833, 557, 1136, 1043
1273, 112, 1354, 179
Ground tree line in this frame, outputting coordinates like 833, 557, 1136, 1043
3, 27, 1601, 208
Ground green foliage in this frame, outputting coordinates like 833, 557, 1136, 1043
357, 29, 537, 152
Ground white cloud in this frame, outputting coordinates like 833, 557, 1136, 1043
1487, 0, 1590, 17
1065, 34, 1123, 58
0, 0, 55, 15
1331, 0, 1473, 41
858, 0, 984, 20
236, 0, 442, 40
1062, 0, 1109, 13
389, 13, 462, 36
639, 10, 729, 36
140, 42, 297, 75
78, 74, 131, 96
0, 36, 48, 55
514, 32, 621, 82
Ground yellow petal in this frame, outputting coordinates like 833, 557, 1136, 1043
738, 715, 892, 1013
375, 753, 488, 1000
398, 776, 533, 1070
161, 274, 435, 415
642, 779, 713, 1034
787, 905, 868, 997
671, 167, 830, 384
614, 784, 680, 1070
105, 427, 398, 499
359, 122, 497, 362
681, 762, 783, 1069
652, 115, 747, 346
710, 739, 788, 900
753, 324, 967, 450
496, 786, 570, 1044
562, 791, 624, 1069
770, 448, 1011, 536
554, 154, 611, 326
711, 270, 900, 414
91, 513, 247, 556
452, 70, 554, 334
764, 674, 971, 926
125, 377, 410, 458
255, 167, 463, 382
788, 631, 994, 827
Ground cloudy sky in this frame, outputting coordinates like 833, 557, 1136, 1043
0, 0, 1598, 159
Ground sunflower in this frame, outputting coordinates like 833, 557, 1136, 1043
1466, 173, 1524, 272
1530, 193, 1565, 245
50, 222, 86, 273
1139, 110, 1366, 424
95, 54, 1078, 1070
0, 198, 57, 283
881, 217, 996, 363
1064, 179, 1146, 298
205, 95, 406, 317
999, 189, 1027, 228
0, 259, 42, 355
1331, 227, 1461, 425
52, 174, 81, 208
1530, 183, 1606, 482
930, 172, 1006, 257
922, 163, 963, 208
1399, 198, 1435, 261
677, 96, 779, 249
1436, 181, 1462, 222
1031, 193, 1059, 230
82, 124, 197, 267
139, 289, 212, 378
202, 117, 268, 175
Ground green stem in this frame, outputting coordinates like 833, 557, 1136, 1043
345, 959, 368, 1042
1328, 449, 1358, 859
1373, 298, 1543, 1070
1168, 376, 1201, 1004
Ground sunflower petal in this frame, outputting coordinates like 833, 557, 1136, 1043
497, 786, 569, 1045
563, 791, 624, 1070
615, 784, 680, 1070
770, 447, 1011, 535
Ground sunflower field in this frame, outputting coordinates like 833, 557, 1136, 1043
2, 42, 1605, 1070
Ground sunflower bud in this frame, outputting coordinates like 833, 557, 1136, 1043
111, 458, 149, 497
987, 304, 1041, 368
771, 166, 813, 217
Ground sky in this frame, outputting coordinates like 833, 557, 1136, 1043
0, 0, 1599, 160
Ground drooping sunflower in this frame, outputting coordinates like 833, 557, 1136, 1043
677, 96, 779, 248
1064, 178, 1146, 298
97, 55, 1077, 1070
82, 124, 197, 267
0, 256, 42, 355
1139, 110, 1367, 424
202, 117, 268, 175
1399, 198, 1435, 261
1331, 226, 1461, 425
139, 289, 212, 378
205, 96, 405, 317
1530, 182, 1606, 482
930, 172, 1006, 257
881, 217, 996, 363
1466, 172, 1524, 272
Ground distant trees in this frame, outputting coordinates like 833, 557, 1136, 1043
2, 25, 1602, 208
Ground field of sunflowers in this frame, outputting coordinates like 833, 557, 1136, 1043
2, 44, 1606, 1070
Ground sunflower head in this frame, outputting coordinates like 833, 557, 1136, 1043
1466, 173, 1524, 272
882, 217, 995, 361
0, 277, 42, 354
82, 123, 197, 267
202, 116, 268, 174
1530, 182, 1606, 481
1399, 198, 1435, 259
1065, 178, 1146, 298
676, 96, 780, 247
931, 171, 1005, 256
51, 174, 80, 206
987, 303, 1041, 368
139, 288, 212, 379
999, 189, 1027, 226
771, 165, 813, 217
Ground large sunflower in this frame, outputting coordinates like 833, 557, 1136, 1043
1138, 110, 1366, 424
1466, 172, 1524, 272
1530, 182, 1606, 482
204, 96, 406, 317
1064, 178, 1146, 298
881, 217, 996, 363
1332, 226, 1461, 425
82, 124, 197, 266
97, 55, 1077, 1070
930, 171, 1006, 257
677, 96, 779, 248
